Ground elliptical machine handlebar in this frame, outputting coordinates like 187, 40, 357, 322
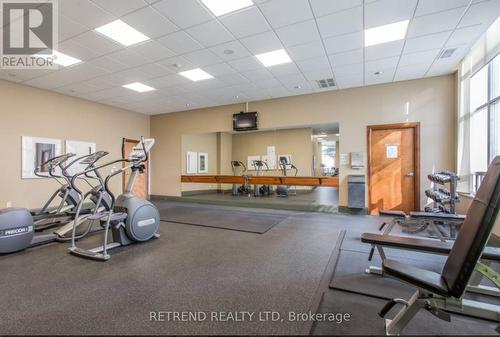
34, 153, 76, 179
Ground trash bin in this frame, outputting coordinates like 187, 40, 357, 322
348, 175, 365, 209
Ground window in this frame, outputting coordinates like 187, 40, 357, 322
469, 53, 500, 170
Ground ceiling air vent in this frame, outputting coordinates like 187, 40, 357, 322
439, 48, 456, 59
316, 78, 335, 88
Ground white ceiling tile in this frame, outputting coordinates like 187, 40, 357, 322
219, 6, 271, 38
72, 31, 123, 56
429, 44, 468, 70
399, 49, 440, 67
275, 20, 321, 47
135, 63, 173, 78
365, 40, 404, 61
446, 24, 484, 47
332, 63, 363, 77
121, 6, 179, 39
228, 56, 264, 72
147, 74, 191, 88
91, 0, 147, 17
86, 56, 129, 73
459, 0, 500, 28
203, 62, 237, 76
128, 40, 176, 62
107, 49, 150, 68
217, 73, 249, 85
328, 49, 363, 67
316, 6, 363, 38
415, 0, 469, 17
100, 68, 151, 84
303, 69, 333, 82
59, 15, 89, 42
54, 81, 100, 95
323, 31, 363, 54
182, 49, 223, 66
60, 0, 116, 29
81, 77, 115, 90
403, 31, 452, 54
407, 7, 466, 38
296, 56, 331, 72
365, 56, 400, 72
258, 0, 313, 28
268, 85, 292, 98
1, 69, 53, 82
157, 56, 195, 72
394, 63, 430, 81
268, 62, 301, 77
286, 40, 326, 61
334, 73, 363, 89
152, 0, 213, 29
310, 0, 362, 17
274, 72, 308, 85
365, 67, 396, 85
58, 40, 98, 60
240, 68, 274, 81
365, 0, 417, 29
157, 31, 204, 54
209, 40, 251, 61
255, 77, 282, 88
239, 31, 283, 54
186, 20, 234, 47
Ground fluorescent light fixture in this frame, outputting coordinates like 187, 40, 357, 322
122, 82, 156, 93
179, 68, 214, 81
201, 0, 253, 16
364, 20, 409, 47
255, 49, 292, 67
95, 20, 150, 46
35, 50, 82, 67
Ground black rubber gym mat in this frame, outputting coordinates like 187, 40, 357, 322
311, 289, 498, 335
156, 203, 289, 233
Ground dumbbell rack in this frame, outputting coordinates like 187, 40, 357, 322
425, 171, 460, 214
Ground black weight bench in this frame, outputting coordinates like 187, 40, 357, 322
378, 209, 465, 241
363, 156, 500, 335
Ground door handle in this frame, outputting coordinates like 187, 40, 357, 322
405, 172, 415, 177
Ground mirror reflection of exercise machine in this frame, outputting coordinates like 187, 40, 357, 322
277, 156, 298, 197
252, 160, 273, 197
231, 160, 250, 196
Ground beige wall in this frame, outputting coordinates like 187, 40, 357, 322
231, 128, 313, 177
181, 133, 218, 191
0, 80, 150, 209
151, 75, 456, 208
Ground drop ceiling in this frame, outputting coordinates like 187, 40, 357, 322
0, 0, 499, 115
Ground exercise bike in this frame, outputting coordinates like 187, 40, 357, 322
68, 137, 160, 261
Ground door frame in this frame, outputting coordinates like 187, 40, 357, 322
366, 122, 420, 213
122, 138, 150, 197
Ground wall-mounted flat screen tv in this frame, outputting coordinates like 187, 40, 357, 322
233, 112, 258, 131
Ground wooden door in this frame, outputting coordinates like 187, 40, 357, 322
122, 139, 149, 199
367, 123, 420, 215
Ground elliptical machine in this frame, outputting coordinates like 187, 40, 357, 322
68, 137, 160, 261
276, 156, 298, 197
231, 160, 250, 196
0, 151, 112, 254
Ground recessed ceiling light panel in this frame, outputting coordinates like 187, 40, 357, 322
255, 49, 292, 67
122, 82, 156, 93
179, 68, 214, 81
95, 20, 150, 46
201, 0, 253, 16
364, 20, 409, 47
